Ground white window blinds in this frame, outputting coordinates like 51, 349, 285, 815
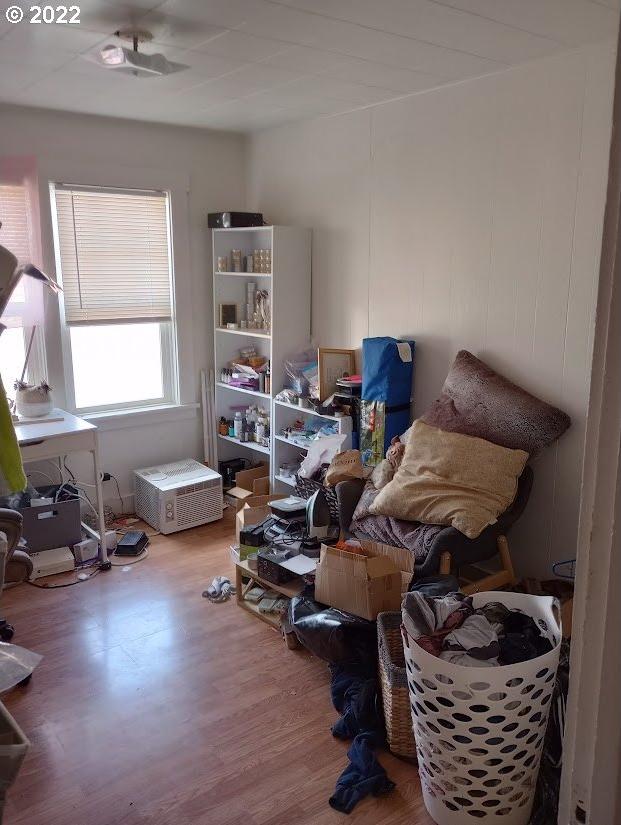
53, 185, 173, 325
0, 184, 32, 265
0, 182, 43, 329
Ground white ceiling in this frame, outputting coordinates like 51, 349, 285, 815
0, 0, 618, 132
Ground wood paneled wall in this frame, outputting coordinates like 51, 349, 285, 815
247, 45, 616, 578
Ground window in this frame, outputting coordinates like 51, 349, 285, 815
0, 327, 27, 389
51, 184, 177, 413
0, 182, 43, 389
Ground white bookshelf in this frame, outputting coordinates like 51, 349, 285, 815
272, 400, 353, 493
212, 225, 311, 480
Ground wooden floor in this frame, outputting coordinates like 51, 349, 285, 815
2, 512, 433, 825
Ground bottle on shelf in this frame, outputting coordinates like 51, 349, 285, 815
265, 364, 271, 395
233, 411, 243, 439
256, 414, 265, 443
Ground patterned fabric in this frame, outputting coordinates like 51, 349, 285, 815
368, 420, 528, 539
351, 480, 442, 562
422, 349, 570, 457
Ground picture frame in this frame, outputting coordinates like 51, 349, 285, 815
318, 347, 356, 401
219, 303, 237, 327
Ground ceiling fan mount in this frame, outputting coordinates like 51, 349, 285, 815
114, 29, 153, 52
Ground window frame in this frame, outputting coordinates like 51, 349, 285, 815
49, 182, 180, 415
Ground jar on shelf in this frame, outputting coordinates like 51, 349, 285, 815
231, 249, 242, 272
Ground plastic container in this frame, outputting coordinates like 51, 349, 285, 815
0, 701, 30, 822
233, 412, 243, 439
402, 592, 561, 825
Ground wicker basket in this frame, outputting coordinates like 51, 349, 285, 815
377, 611, 417, 761
294, 474, 339, 524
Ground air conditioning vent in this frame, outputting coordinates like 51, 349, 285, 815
133, 459, 222, 534
175, 488, 222, 527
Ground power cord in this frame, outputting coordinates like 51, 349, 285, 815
108, 473, 124, 514
62, 457, 125, 518
26, 562, 106, 589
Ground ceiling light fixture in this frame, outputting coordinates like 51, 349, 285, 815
89, 30, 188, 78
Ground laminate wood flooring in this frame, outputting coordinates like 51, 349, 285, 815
2, 512, 433, 825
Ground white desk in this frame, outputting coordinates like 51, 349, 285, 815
15, 409, 108, 563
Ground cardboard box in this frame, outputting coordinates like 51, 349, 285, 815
225, 463, 270, 511
343, 538, 415, 597
315, 543, 403, 620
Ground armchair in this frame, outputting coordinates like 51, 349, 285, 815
0, 508, 34, 641
335, 466, 533, 593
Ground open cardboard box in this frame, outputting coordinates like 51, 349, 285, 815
315, 539, 415, 621
225, 463, 270, 511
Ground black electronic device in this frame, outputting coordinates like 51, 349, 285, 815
219, 457, 248, 489
269, 496, 307, 520
115, 530, 149, 556
208, 212, 264, 229
239, 523, 266, 548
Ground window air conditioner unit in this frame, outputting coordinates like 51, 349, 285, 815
134, 459, 222, 534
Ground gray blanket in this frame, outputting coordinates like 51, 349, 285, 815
351, 481, 442, 562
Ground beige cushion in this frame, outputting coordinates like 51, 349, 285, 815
368, 420, 528, 539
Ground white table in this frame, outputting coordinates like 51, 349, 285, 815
15, 409, 108, 564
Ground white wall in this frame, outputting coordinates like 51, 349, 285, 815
246, 45, 616, 578
0, 104, 245, 506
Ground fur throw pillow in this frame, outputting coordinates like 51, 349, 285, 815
422, 350, 570, 456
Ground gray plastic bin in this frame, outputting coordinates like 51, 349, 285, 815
19, 498, 81, 552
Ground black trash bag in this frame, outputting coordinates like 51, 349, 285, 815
287, 592, 377, 670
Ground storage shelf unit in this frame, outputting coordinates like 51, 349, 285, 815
217, 433, 270, 456
216, 271, 272, 278
272, 403, 352, 493
212, 226, 311, 482
215, 327, 271, 339
274, 398, 346, 422
216, 382, 271, 401
234, 559, 304, 629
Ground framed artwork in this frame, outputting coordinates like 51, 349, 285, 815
318, 347, 356, 401
219, 303, 237, 327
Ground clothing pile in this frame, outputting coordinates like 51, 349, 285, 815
328, 665, 395, 814
402, 592, 553, 667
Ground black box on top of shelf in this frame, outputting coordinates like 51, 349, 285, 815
208, 212, 264, 229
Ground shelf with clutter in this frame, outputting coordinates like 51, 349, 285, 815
211, 225, 311, 473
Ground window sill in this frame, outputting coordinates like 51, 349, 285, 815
83, 402, 200, 432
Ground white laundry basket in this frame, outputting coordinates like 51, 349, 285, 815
401, 591, 561, 825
